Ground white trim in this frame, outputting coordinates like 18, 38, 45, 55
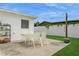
0, 9, 37, 19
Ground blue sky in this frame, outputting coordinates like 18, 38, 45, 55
0, 3, 79, 22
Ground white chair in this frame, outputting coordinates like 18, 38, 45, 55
22, 32, 44, 48
22, 34, 35, 48
40, 31, 48, 45
33, 32, 43, 47
22, 30, 49, 48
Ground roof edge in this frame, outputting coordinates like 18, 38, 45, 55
0, 8, 37, 19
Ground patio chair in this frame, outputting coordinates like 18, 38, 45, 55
22, 32, 44, 48
22, 34, 36, 48
32, 32, 43, 47
40, 31, 48, 45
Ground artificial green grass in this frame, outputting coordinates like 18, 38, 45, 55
47, 35, 79, 56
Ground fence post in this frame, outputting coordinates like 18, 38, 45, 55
64, 12, 70, 43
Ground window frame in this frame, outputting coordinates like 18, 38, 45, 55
21, 19, 29, 29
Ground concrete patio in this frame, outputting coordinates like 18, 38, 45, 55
0, 39, 69, 56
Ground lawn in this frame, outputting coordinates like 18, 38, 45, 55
47, 35, 79, 56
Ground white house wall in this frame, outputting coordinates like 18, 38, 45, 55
0, 11, 34, 42
21, 20, 34, 35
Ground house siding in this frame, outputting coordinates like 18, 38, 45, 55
0, 11, 34, 42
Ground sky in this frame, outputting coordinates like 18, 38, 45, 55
0, 3, 79, 22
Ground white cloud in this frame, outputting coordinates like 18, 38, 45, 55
45, 3, 58, 7
0, 4, 22, 12
39, 11, 64, 18
36, 11, 65, 22
44, 3, 67, 10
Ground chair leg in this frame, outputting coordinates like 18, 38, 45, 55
31, 39, 35, 48
40, 37, 43, 47
45, 39, 49, 45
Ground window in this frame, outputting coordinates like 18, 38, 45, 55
21, 19, 29, 28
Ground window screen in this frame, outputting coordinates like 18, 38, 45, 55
21, 20, 29, 28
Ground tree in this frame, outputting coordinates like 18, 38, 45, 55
34, 22, 40, 27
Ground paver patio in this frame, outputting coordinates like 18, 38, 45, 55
0, 39, 69, 56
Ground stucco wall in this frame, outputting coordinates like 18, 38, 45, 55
0, 11, 34, 42
35, 24, 79, 38
68, 24, 79, 38
48, 25, 65, 36
34, 26, 47, 32
48, 24, 79, 38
